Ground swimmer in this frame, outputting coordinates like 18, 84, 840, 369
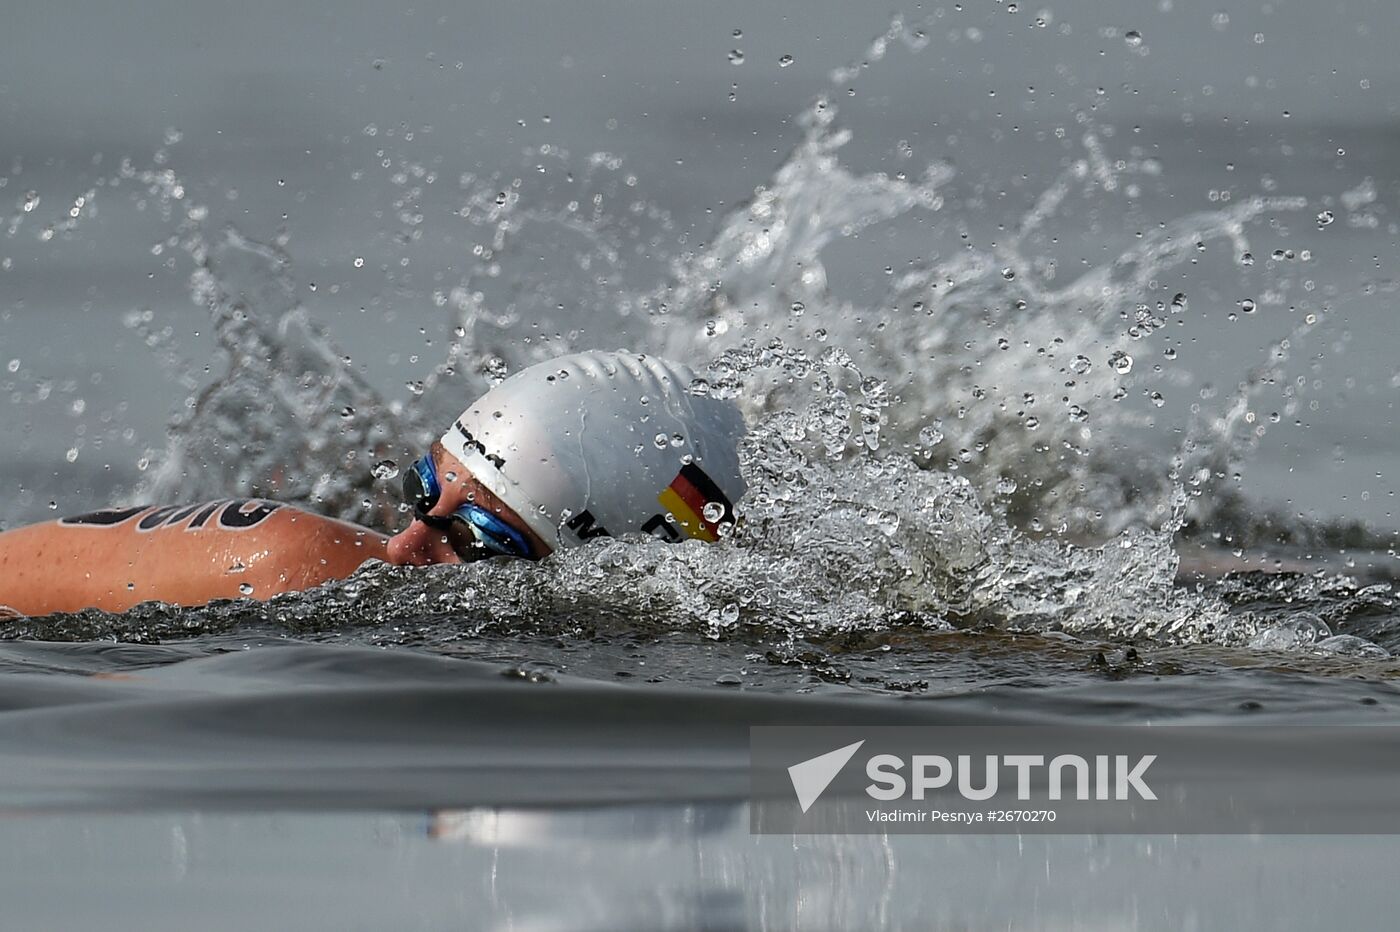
0, 351, 746, 617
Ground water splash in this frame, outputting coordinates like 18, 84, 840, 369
17, 14, 1386, 665
123, 171, 421, 527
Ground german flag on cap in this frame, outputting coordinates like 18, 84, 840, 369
657, 463, 735, 542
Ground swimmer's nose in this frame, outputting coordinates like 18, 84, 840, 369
386, 519, 464, 566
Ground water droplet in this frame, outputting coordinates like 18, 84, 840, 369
1000, 266, 1016, 280
494, 191, 508, 206
340, 406, 355, 419
715, 672, 742, 686
789, 300, 805, 316
1238, 251, 1254, 266
918, 421, 944, 447
702, 501, 727, 523
1316, 209, 1335, 227
371, 459, 399, 480
238, 583, 254, 596
405, 380, 425, 396
1070, 354, 1092, 374
1150, 391, 1166, 407
6, 359, 18, 373
1171, 293, 1188, 312
1024, 416, 1040, 430
47, 500, 57, 510
778, 54, 794, 67
654, 433, 669, 449
727, 49, 745, 64
1110, 351, 1133, 374
20, 191, 39, 212
1124, 30, 1142, 47
353, 257, 365, 268
732, 28, 743, 38
995, 477, 1018, 495
1240, 297, 1256, 313
870, 510, 901, 536
688, 377, 711, 396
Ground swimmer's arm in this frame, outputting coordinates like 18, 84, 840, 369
0, 501, 388, 616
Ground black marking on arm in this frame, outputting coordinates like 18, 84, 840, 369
187, 501, 225, 529
137, 505, 183, 531
217, 500, 283, 529
59, 506, 152, 527
166, 503, 207, 524
59, 500, 287, 533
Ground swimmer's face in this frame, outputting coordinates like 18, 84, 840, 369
384, 441, 552, 566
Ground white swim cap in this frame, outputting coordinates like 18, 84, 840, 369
439, 351, 746, 552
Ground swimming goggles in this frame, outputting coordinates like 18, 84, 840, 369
401, 454, 534, 559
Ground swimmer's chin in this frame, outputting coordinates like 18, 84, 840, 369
384, 543, 504, 567
411, 547, 499, 566
384, 526, 489, 567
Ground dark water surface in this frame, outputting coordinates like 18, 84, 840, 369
2, 634, 1400, 929
3, 634, 1400, 810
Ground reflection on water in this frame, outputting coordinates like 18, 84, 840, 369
0, 806, 1394, 931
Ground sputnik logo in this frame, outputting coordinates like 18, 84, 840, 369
788, 740, 865, 813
